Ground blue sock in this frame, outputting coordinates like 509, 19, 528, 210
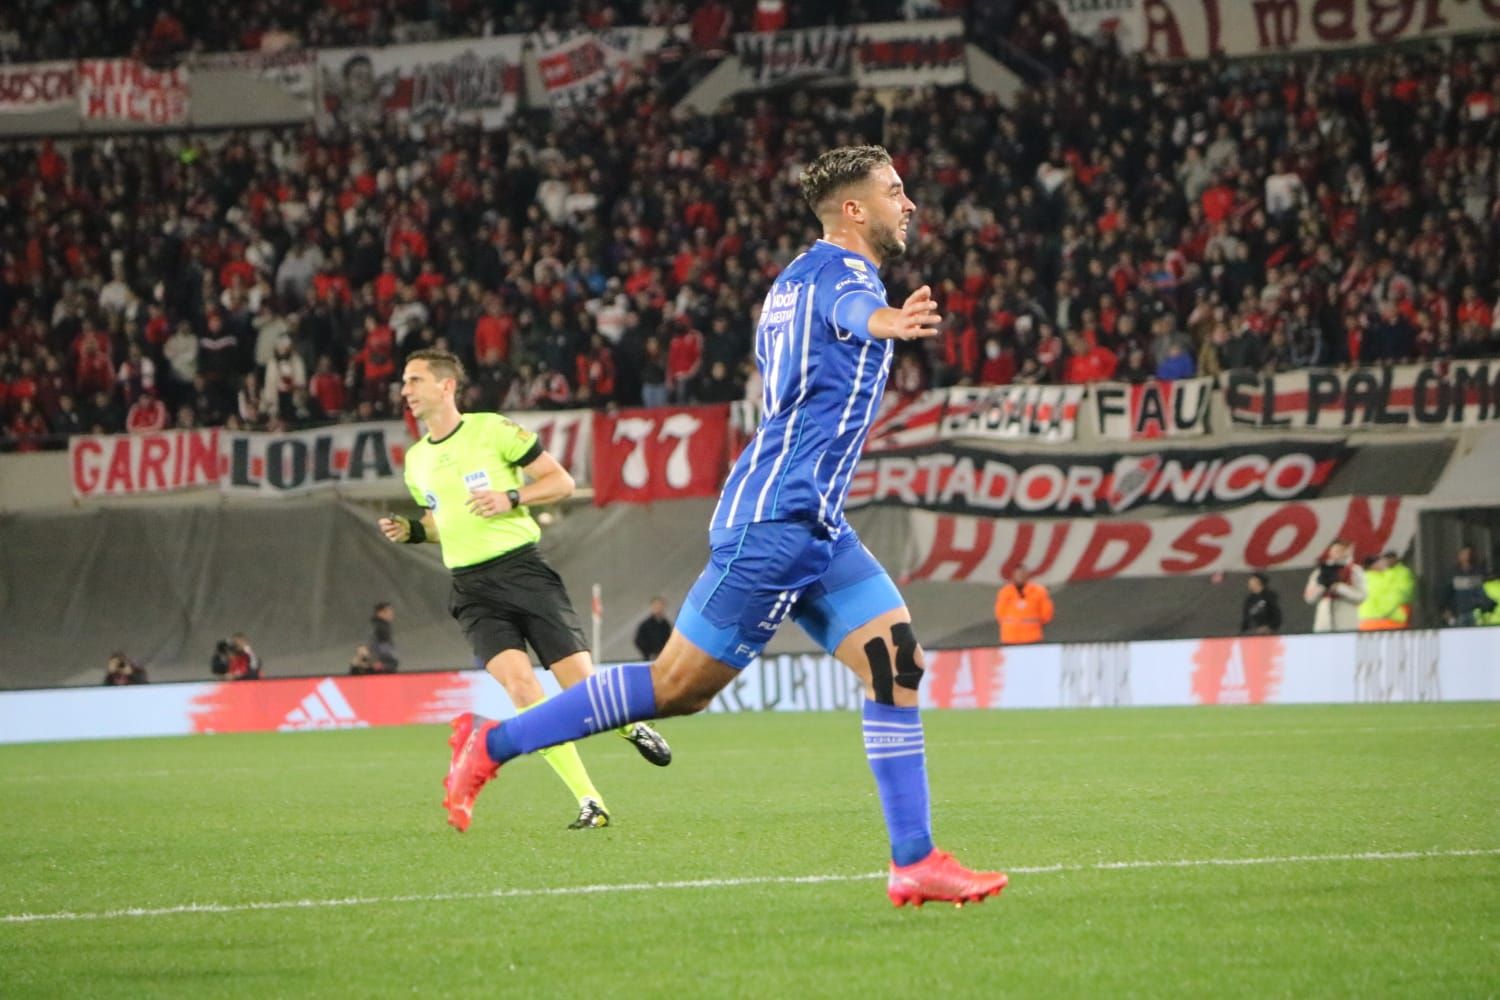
485, 664, 658, 763
863, 700, 934, 867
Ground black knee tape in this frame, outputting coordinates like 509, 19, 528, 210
866, 638, 895, 706
892, 623, 923, 691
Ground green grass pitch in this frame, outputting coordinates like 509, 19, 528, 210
2, 703, 1497, 997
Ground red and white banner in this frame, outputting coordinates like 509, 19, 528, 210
853, 18, 967, 87
865, 385, 1086, 450
736, 25, 855, 86
317, 36, 523, 134
514, 409, 592, 486
592, 405, 729, 505
0, 62, 76, 114
4, 630, 1496, 743
848, 441, 1348, 517
1094, 376, 1214, 440
905, 495, 1417, 586
70, 422, 409, 498
78, 59, 189, 125
535, 30, 651, 110
1227, 361, 1500, 431
1125, 0, 1500, 62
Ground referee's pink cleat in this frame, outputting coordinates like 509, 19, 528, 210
443, 712, 500, 833
887, 849, 1008, 908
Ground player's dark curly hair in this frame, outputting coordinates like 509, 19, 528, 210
800, 145, 892, 215
407, 348, 466, 386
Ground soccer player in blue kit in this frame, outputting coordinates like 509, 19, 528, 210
445, 145, 1008, 907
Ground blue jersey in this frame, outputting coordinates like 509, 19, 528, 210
712, 240, 893, 536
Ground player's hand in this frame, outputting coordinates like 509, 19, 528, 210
895, 285, 942, 340
465, 489, 513, 518
378, 516, 410, 543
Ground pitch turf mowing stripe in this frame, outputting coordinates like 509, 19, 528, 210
4, 847, 1496, 926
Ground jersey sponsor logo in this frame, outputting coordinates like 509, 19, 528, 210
835, 274, 876, 291
463, 470, 491, 492
843, 257, 867, 271
764, 283, 800, 327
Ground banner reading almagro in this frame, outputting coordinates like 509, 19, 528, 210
1227, 361, 1500, 431
317, 36, 523, 135
848, 440, 1349, 517
1125, 0, 1500, 61
905, 494, 1415, 586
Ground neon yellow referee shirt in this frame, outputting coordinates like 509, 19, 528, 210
403, 413, 544, 569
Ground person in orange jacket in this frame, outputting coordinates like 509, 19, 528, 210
994, 567, 1054, 644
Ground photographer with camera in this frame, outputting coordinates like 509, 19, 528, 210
210, 633, 262, 681
103, 651, 148, 685
1302, 539, 1366, 633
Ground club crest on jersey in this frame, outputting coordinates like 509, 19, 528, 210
463, 470, 491, 493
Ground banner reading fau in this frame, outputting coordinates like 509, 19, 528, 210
1093, 376, 1214, 440
592, 405, 729, 505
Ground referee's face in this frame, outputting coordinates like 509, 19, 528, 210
401, 360, 447, 420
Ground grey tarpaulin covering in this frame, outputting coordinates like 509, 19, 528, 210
0, 436, 1458, 689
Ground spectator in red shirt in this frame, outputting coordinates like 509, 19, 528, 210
309, 355, 346, 417
1456, 285, 1493, 331
126, 390, 169, 433
575, 334, 617, 405
7, 398, 48, 451
667, 319, 704, 404
75, 339, 115, 398
473, 296, 513, 366
1063, 332, 1118, 384
978, 339, 1017, 385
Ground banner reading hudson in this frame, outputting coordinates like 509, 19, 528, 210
905, 495, 1416, 586
848, 441, 1348, 517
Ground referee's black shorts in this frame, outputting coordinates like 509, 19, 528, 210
448, 544, 589, 668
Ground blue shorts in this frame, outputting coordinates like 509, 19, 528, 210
677, 520, 905, 669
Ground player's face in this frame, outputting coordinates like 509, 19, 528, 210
862, 164, 916, 261
401, 361, 448, 418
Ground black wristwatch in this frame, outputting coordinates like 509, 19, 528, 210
506, 489, 522, 510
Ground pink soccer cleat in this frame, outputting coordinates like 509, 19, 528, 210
887, 849, 1009, 908
443, 712, 500, 833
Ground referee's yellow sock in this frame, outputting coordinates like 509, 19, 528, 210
513, 702, 604, 807
536, 742, 603, 808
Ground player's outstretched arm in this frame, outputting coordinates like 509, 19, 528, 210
867, 285, 942, 341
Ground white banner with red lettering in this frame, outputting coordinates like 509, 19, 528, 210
70, 423, 411, 498
1123, 0, 1500, 62
317, 36, 524, 135
4, 629, 1496, 743
1226, 361, 1500, 431
867, 384, 1087, 449
904, 495, 1417, 586
0, 61, 77, 114
592, 405, 729, 505
1093, 376, 1214, 440
853, 18, 967, 87
514, 409, 592, 486
78, 59, 189, 125
534, 29, 661, 110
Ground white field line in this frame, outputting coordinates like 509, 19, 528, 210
3, 848, 1496, 926
2, 723, 1495, 784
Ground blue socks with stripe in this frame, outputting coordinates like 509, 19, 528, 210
863, 700, 934, 866
485, 663, 658, 763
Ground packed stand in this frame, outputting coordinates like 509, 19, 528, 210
3, 31, 1500, 450
0, 0, 913, 64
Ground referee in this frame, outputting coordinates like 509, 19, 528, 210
380, 348, 670, 831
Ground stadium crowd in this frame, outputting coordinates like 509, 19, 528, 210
1, 7, 1498, 450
